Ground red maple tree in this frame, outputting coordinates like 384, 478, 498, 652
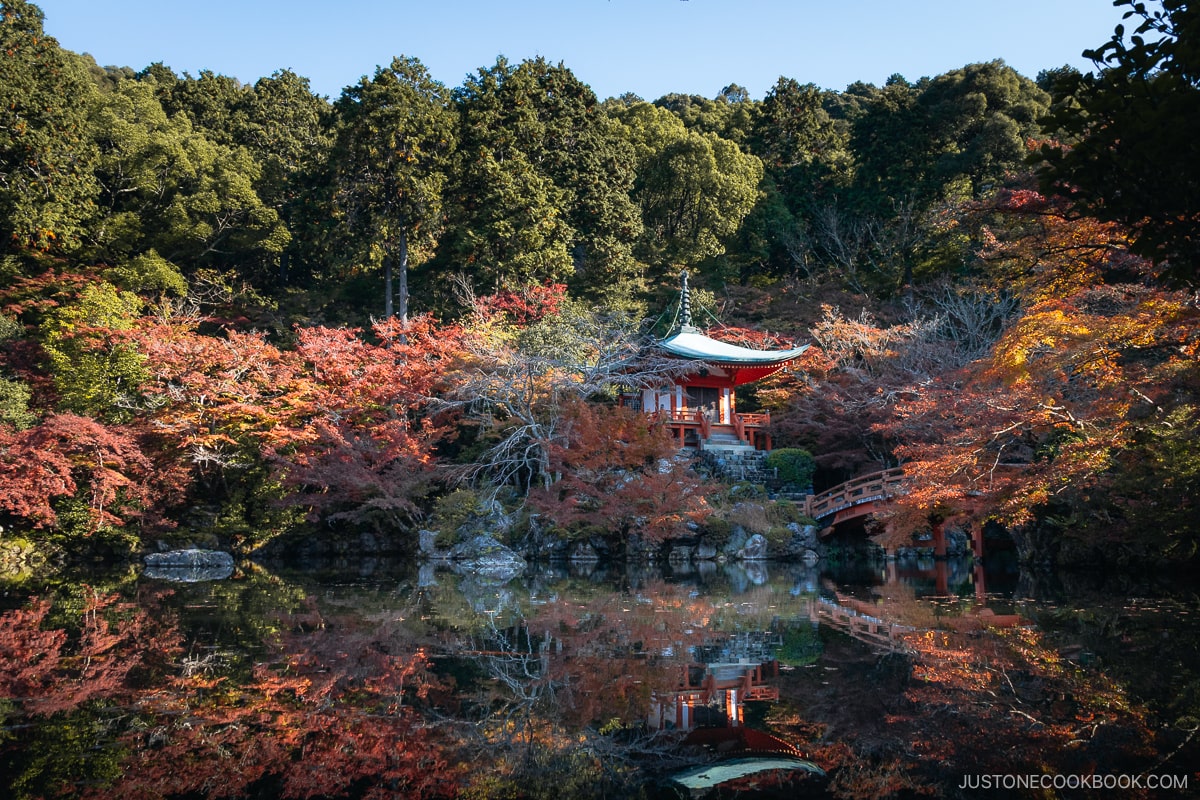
529, 399, 713, 544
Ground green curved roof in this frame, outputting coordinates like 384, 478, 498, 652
658, 327, 810, 365
668, 756, 825, 791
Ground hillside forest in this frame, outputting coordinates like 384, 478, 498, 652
1, 0, 1198, 570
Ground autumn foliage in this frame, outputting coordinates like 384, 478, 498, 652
0, 168, 1196, 569
0, 413, 159, 531
866, 188, 1200, 554
0, 590, 459, 800
529, 399, 712, 543
0, 590, 182, 717
104, 623, 459, 800
470, 281, 567, 326
1, 300, 467, 545
268, 316, 464, 530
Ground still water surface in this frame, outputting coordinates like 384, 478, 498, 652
2, 556, 1197, 798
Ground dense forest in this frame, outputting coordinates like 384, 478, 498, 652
1, 0, 1197, 570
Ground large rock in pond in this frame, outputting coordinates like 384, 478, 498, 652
449, 535, 526, 582
720, 526, 750, 559
144, 549, 234, 582
418, 529, 451, 561
739, 533, 769, 561
775, 522, 825, 561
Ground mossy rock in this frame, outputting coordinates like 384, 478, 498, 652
429, 489, 484, 548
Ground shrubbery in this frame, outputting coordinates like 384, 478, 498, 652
764, 447, 815, 489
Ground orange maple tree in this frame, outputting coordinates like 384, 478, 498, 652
873, 185, 1200, 555
127, 313, 465, 535
529, 399, 713, 545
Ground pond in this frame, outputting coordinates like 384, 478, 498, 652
1, 555, 1197, 799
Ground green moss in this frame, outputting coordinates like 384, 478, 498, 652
765, 525, 794, 548
429, 488, 483, 548
702, 517, 735, 546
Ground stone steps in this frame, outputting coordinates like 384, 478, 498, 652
697, 446, 775, 484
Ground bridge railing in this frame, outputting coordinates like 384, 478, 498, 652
803, 468, 906, 520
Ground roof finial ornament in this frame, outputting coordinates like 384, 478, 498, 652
679, 269, 695, 331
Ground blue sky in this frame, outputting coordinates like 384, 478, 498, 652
35, 0, 1128, 101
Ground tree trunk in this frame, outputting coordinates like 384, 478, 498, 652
384, 253, 394, 319
397, 228, 409, 323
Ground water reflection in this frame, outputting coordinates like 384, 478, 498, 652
648, 633, 782, 731
0, 557, 1195, 799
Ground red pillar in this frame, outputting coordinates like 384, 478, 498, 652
932, 519, 947, 558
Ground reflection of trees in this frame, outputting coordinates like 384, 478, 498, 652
427, 576, 834, 796
765, 608, 1169, 797
892, 625, 1162, 785
106, 603, 459, 799
12, 567, 1175, 800
0, 587, 462, 800
433, 580, 735, 794
1020, 591, 1200, 765
0, 589, 181, 717
154, 564, 313, 681
0, 589, 182, 799
462, 618, 566, 751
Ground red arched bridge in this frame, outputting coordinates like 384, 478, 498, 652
798, 468, 990, 559
800, 468, 907, 526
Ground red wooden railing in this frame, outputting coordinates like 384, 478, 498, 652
803, 468, 906, 521
659, 409, 772, 449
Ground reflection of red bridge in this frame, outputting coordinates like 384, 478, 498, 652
649, 582, 1025, 731
805, 584, 1024, 653
810, 595, 917, 652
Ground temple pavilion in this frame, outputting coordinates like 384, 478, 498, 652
622, 272, 809, 452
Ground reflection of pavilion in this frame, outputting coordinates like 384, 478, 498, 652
648, 632, 782, 731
